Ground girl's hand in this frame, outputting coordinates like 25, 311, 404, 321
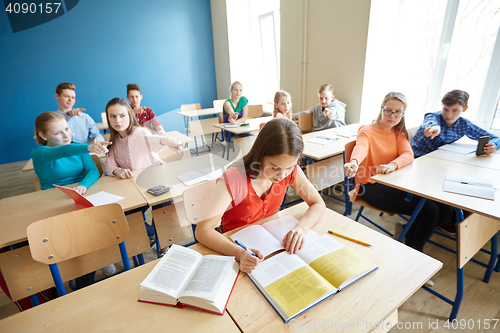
68, 108, 85, 117
228, 117, 238, 125
73, 185, 87, 194
343, 161, 358, 178
88, 141, 111, 154
114, 168, 133, 179
157, 128, 167, 136
235, 248, 263, 273
283, 226, 306, 254
484, 142, 496, 155
376, 163, 397, 175
424, 125, 440, 139
160, 136, 183, 154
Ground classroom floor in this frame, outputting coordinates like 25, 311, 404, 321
1, 137, 499, 332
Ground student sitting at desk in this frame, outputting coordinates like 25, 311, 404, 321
273, 90, 292, 120
343, 92, 453, 259
411, 89, 500, 157
32, 111, 109, 193
219, 81, 249, 125
54, 82, 104, 144
126, 83, 166, 135
195, 118, 326, 273
292, 84, 346, 130
103, 98, 182, 179
32, 111, 112, 287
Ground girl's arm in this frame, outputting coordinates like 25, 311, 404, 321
378, 134, 414, 174
75, 154, 100, 193
137, 127, 182, 154
104, 148, 121, 176
195, 180, 263, 273
229, 105, 249, 125
32, 143, 90, 164
223, 101, 236, 121
285, 167, 326, 254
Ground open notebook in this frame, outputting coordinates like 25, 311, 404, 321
306, 133, 339, 145
177, 166, 224, 186
54, 185, 124, 207
443, 173, 495, 200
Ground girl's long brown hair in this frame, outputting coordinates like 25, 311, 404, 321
243, 118, 303, 178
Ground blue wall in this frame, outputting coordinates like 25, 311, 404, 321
0, 0, 217, 164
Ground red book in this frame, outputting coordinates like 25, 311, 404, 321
54, 185, 94, 207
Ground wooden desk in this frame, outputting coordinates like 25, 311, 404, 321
213, 116, 273, 135
425, 148, 500, 171
0, 260, 240, 333
191, 203, 442, 333
0, 177, 146, 248
371, 155, 500, 320
177, 107, 221, 118
371, 156, 500, 220
133, 153, 231, 206
302, 123, 360, 160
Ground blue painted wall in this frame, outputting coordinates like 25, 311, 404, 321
0, 0, 217, 164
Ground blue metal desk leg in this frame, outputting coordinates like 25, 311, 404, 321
449, 208, 465, 321
29, 294, 41, 307
397, 197, 427, 242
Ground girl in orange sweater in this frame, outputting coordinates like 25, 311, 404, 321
344, 92, 453, 253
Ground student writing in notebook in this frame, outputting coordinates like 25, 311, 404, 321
411, 89, 500, 157
126, 83, 166, 135
292, 84, 346, 130
32, 111, 112, 287
273, 90, 292, 120
343, 92, 454, 259
195, 118, 326, 273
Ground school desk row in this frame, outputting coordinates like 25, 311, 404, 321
0, 203, 442, 333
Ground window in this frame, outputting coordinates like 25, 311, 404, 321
362, 0, 500, 131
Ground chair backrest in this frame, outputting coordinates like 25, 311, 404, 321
181, 103, 201, 112
247, 104, 264, 118
407, 126, 418, 142
103, 133, 111, 142
298, 113, 313, 132
344, 140, 356, 163
213, 99, 226, 109
27, 203, 130, 265
159, 147, 191, 162
101, 112, 108, 126
233, 135, 257, 156
189, 117, 221, 136
91, 154, 104, 177
182, 180, 218, 224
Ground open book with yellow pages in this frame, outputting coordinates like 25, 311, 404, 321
247, 234, 377, 323
138, 244, 239, 315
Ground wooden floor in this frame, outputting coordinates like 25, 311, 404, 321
1, 142, 499, 332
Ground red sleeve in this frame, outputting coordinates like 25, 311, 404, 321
218, 166, 248, 206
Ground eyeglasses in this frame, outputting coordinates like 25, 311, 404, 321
382, 109, 405, 118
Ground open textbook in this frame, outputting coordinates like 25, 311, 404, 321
177, 166, 224, 186
139, 244, 239, 315
229, 215, 319, 257
443, 173, 495, 200
247, 234, 377, 323
54, 185, 124, 207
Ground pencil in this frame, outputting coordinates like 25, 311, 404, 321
328, 230, 372, 247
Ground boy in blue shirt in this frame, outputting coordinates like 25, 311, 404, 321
55, 82, 104, 144
412, 89, 499, 157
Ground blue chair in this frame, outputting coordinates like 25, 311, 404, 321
26, 203, 131, 299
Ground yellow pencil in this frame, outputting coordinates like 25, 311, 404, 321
328, 230, 372, 247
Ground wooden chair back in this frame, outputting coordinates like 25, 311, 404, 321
213, 99, 226, 109
27, 203, 130, 265
91, 154, 104, 177
181, 103, 201, 112
33, 177, 41, 191
182, 180, 218, 224
344, 140, 356, 163
101, 112, 108, 127
247, 104, 264, 118
407, 127, 418, 142
298, 113, 313, 133
188, 117, 221, 136
233, 135, 257, 156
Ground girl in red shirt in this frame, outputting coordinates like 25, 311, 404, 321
196, 118, 325, 273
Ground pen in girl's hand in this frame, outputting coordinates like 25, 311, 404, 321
234, 240, 258, 257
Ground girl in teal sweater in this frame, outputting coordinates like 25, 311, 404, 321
32, 112, 109, 194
